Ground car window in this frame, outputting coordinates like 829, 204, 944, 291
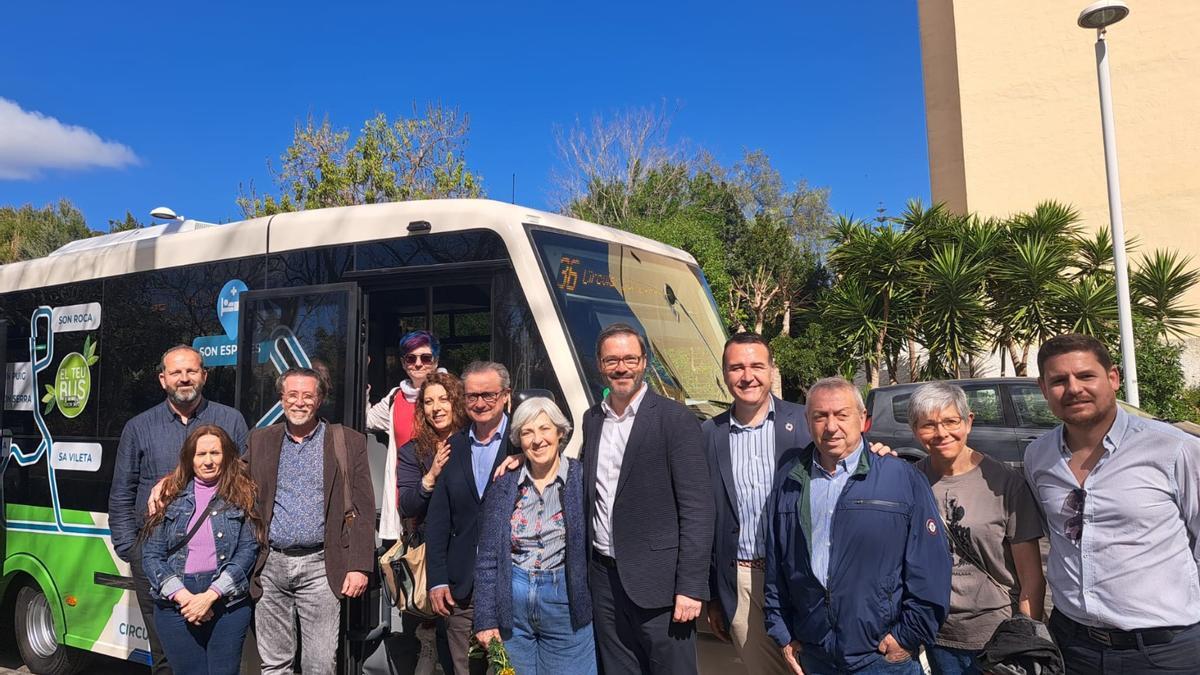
964, 386, 1003, 426
1011, 384, 1058, 428
892, 394, 911, 423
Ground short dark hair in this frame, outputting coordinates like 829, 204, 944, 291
1036, 333, 1114, 376
723, 332, 773, 366
595, 323, 648, 359
159, 345, 205, 372
275, 367, 329, 399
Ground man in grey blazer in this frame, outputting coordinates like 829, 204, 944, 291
584, 323, 715, 674
703, 333, 811, 674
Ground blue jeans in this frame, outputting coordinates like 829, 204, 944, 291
926, 644, 982, 675
153, 572, 252, 675
506, 565, 597, 675
800, 650, 924, 674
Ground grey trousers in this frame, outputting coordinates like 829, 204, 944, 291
256, 549, 341, 675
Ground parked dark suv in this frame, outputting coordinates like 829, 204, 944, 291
864, 377, 1200, 466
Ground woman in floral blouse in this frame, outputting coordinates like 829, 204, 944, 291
472, 397, 596, 674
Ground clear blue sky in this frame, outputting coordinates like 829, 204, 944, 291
0, 1, 929, 231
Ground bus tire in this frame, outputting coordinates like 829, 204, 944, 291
14, 583, 89, 675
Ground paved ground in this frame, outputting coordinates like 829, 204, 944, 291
0, 631, 741, 674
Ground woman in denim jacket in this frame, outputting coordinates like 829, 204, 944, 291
142, 424, 263, 675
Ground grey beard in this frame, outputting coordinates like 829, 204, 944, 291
169, 387, 200, 405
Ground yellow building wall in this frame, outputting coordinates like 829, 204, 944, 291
920, 0, 1200, 377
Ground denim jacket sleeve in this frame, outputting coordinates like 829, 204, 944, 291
210, 506, 260, 601
142, 514, 183, 600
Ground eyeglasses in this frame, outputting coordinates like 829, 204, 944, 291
284, 392, 319, 405
404, 353, 435, 366
1063, 488, 1087, 543
600, 355, 643, 370
916, 417, 965, 434
465, 390, 506, 404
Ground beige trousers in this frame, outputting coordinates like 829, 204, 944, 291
730, 565, 791, 675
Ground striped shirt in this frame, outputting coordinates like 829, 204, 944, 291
730, 398, 776, 559
510, 459, 569, 570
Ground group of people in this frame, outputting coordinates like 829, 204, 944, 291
111, 344, 375, 675
107, 324, 1200, 675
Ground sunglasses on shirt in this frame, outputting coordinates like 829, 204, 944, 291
1063, 488, 1087, 543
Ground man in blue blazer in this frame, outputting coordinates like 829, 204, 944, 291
424, 361, 518, 675
702, 332, 811, 674
584, 323, 715, 674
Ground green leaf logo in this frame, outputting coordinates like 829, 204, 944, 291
49, 338, 99, 419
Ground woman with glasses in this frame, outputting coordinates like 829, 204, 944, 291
367, 331, 448, 673
473, 396, 596, 674
909, 382, 1045, 675
141, 425, 262, 675
367, 330, 444, 544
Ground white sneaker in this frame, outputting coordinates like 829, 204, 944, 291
415, 623, 437, 675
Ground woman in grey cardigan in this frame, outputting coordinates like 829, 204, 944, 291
473, 397, 596, 674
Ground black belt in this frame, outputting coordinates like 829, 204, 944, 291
270, 544, 324, 556
1052, 609, 1192, 649
591, 549, 617, 568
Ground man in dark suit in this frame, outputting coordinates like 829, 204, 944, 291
244, 367, 376, 675
424, 361, 517, 675
584, 323, 715, 674
702, 332, 810, 674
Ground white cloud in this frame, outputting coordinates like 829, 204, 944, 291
0, 98, 140, 180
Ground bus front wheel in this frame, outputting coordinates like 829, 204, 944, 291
14, 583, 89, 675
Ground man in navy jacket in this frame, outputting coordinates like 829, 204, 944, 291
703, 333, 810, 673
424, 362, 518, 675
764, 376, 950, 674
584, 323, 714, 674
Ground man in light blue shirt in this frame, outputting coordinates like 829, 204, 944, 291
808, 440, 863, 587
1026, 334, 1200, 675
470, 413, 508, 497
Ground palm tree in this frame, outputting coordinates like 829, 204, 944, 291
826, 217, 921, 387
918, 244, 990, 378
1132, 250, 1200, 339
988, 201, 1081, 375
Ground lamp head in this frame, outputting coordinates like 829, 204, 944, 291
150, 206, 183, 221
1078, 0, 1130, 30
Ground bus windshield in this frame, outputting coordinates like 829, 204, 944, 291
530, 228, 730, 416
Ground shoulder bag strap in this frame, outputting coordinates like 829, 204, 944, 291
330, 424, 357, 524
166, 506, 214, 556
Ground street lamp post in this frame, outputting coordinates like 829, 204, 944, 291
1079, 0, 1138, 406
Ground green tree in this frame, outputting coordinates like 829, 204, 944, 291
771, 323, 854, 399
1109, 319, 1196, 422
108, 211, 144, 232
1131, 250, 1200, 339
989, 201, 1082, 375
0, 198, 96, 263
826, 217, 921, 387
237, 105, 483, 217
